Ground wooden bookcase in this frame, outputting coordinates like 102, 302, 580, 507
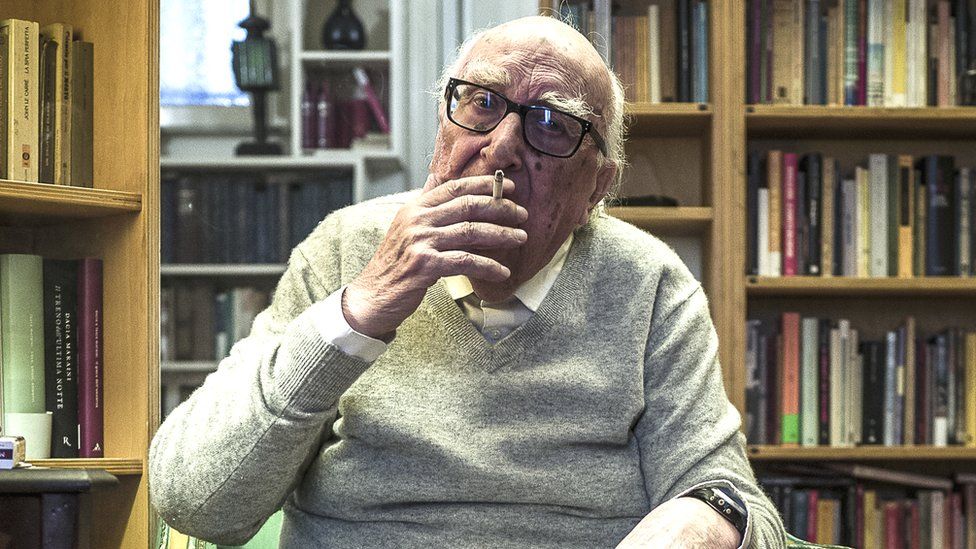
539, 0, 976, 474
3, 0, 158, 547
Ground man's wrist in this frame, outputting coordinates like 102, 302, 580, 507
681, 486, 747, 543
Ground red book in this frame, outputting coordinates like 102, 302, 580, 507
806, 489, 819, 543
782, 153, 799, 276
884, 501, 903, 549
78, 257, 103, 458
907, 500, 920, 549
854, 485, 864, 549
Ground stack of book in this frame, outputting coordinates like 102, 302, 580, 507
747, 151, 976, 277
1, 18, 93, 185
559, 0, 709, 103
0, 254, 104, 459
160, 283, 271, 363
160, 173, 353, 264
746, 314, 976, 447
747, 0, 976, 106
760, 464, 976, 547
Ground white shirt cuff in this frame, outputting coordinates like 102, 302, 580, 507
675, 479, 752, 549
310, 286, 388, 363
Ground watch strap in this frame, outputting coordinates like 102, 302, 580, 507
685, 485, 748, 537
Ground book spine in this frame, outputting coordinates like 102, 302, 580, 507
692, 1, 708, 103
1, 254, 46, 414
903, 316, 917, 446
938, 0, 952, 106
783, 152, 799, 276
884, 331, 898, 445
1, 19, 39, 182
958, 168, 971, 275
934, 332, 950, 446
77, 257, 104, 458
926, 155, 956, 275
915, 166, 927, 276
892, 0, 908, 106
857, 0, 868, 104
842, 177, 857, 276
768, 150, 783, 276
649, 5, 661, 104
69, 42, 93, 188
805, 0, 823, 104
862, 340, 883, 444
821, 157, 835, 277
772, 0, 795, 104
800, 317, 819, 446
818, 318, 832, 444
866, 0, 885, 105
677, 0, 691, 102
749, 0, 762, 104
781, 312, 801, 445
856, 166, 870, 277
898, 155, 915, 277
0, 25, 7, 180
747, 151, 760, 275
43, 259, 79, 458
759, 186, 771, 276
869, 153, 889, 276
805, 154, 822, 275
746, 319, 763, 443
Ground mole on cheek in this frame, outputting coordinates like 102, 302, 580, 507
534, 161, 543, 172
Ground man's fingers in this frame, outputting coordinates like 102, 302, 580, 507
425, 195, 528, 227
427, 222, 528, 250
421, 173, 443, 193
434, 250, 511, 281
419, 175, 516, 207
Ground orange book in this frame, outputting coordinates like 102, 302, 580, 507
780, 312, 801, 445
897, 155, 915, 277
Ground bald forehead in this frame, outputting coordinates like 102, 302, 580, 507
457, 17, 611, 113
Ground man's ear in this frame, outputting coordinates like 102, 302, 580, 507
589, 161, 617, 208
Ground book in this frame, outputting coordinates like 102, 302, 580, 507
800, 317, 819, 446
0, 254, 46, 416
821, 157, 835, 277
768, 150, 783, 276
897, 155, 915, 277
39, 23, 72, 185
783, 153, 799, 276
77, 258, 103, 458
69, 41, 93, 188
43, 259, 79, 458
0, 19, 40, 182
781, 312, 801, 445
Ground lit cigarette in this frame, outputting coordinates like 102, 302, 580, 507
493, 170, 504, 199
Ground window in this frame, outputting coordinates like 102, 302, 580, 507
160, 0, 251, 106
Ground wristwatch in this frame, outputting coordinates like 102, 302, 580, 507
685, 485, 748, 539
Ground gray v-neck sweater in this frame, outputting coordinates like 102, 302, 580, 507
149, 191, 785, 548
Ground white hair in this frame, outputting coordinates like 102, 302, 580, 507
431, 18, 628, 199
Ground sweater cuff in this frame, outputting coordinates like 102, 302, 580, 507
275, 307, 373, 414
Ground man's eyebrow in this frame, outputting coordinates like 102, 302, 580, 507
538, 90, 597, 120
462, 61, 511, 89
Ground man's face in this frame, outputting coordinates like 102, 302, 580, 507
428, 19, 615, 298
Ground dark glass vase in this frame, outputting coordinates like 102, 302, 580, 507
321, 0, 365, 50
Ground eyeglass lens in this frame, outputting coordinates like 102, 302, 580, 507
449, 83, 585, 157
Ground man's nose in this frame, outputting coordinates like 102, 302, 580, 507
482, 112, 524, 172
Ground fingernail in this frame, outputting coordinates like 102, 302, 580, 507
517, 206, 528, 220
514, 229, 528, 241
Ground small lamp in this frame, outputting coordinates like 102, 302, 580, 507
232, 0, 282, 155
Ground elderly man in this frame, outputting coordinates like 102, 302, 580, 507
150, 15, 785, 549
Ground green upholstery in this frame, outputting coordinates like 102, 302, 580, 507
156, 514, 852, 549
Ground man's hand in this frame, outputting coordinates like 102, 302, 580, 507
615, 497, 741, 549
342, 174, 528, 339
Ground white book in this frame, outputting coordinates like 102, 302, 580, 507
648, 5, 661, 104
845, 326, 860, 447
0, 19, 40, 182
800, 317, 819, 446
866, 0, 885, 106
857, 167, 871, 278
841, 178, 857, 276
910, 0, 927, 106
959, 168, 971, 275
883, 0, 895, 106
829, 323, 846, 446
869, 153, 889, 277
758, 187, 770, 276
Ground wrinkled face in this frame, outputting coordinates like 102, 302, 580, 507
429, 18, 615, 296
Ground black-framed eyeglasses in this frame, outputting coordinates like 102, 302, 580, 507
444, 77, 608, 159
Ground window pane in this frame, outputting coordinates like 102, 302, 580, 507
160, 0, 251, 106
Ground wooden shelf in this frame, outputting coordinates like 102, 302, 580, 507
746, 105, 976, 139
161, 264, 287, 277
625, 103, 712, 137
749, 445, 976, 461
607, 206, 712, 235
746, 276, 976, 296
161, 361, 218, 373
160, 151, 398, 170
300, 50, 391, 64
28, 458, 144, 476
0, 179, 142, 225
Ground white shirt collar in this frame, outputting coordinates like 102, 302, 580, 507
443, 233, 574, 312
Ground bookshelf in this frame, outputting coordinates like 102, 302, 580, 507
539, 0, 976, 474
4, 0, 158, 547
